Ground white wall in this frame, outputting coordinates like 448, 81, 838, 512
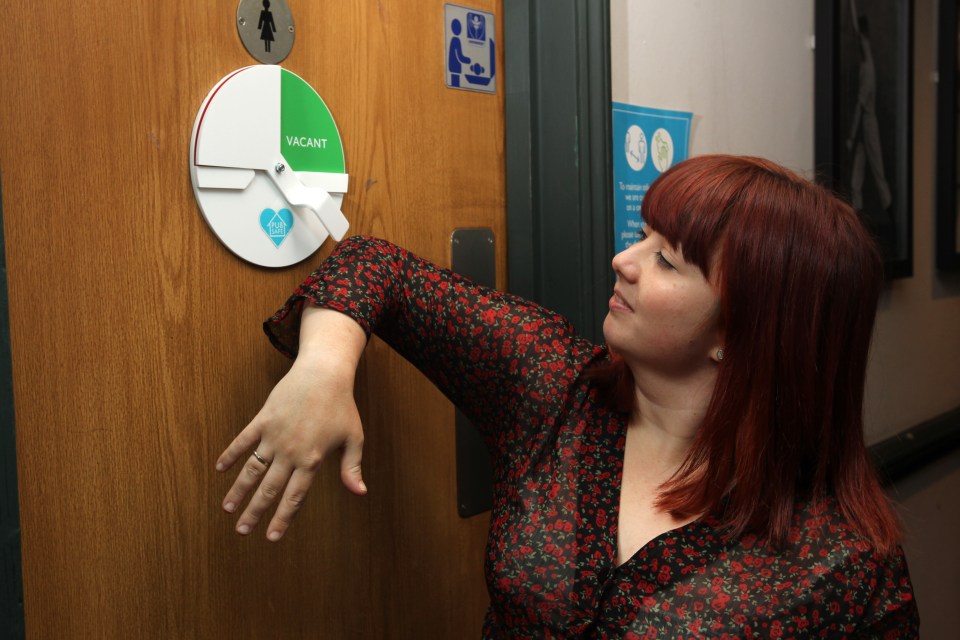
610, 0, 814, 175
610, 0, 960, 443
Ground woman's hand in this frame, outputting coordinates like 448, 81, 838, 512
215, 307, 368, 541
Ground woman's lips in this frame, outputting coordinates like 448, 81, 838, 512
610, 289, 632, 312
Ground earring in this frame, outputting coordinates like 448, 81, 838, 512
716, 349, 724, 361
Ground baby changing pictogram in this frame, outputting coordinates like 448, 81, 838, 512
444, 4, 496, 94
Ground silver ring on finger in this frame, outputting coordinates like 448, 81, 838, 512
252, 450, 271, 468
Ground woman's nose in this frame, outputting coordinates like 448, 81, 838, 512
612, 247, 638, 282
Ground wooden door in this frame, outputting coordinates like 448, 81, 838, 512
0, 0, 504, 636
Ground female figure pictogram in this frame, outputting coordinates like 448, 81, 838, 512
259, 0, 277, 53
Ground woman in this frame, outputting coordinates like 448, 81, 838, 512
217, 155, 918, 637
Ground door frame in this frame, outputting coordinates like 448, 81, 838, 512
505, 0, 613, 344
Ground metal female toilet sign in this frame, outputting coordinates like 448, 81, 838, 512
189, 65, 349, 267
237, 0, 295, 65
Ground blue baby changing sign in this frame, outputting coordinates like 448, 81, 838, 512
611, 103, 692, 253
444, 4, 496, 94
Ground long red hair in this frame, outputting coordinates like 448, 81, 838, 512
599, 155, 899, 554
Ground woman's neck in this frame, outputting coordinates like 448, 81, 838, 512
626, 365, 717, 470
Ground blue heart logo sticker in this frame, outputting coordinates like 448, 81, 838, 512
259, 208, 294, 247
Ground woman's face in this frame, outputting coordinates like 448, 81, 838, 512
603, 227, 722, 375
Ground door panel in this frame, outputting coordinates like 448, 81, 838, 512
0, 1, 503, 637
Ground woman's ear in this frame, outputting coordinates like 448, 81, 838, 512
708, 320, 725, 364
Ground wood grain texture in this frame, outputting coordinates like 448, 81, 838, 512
0, 0, 504, 637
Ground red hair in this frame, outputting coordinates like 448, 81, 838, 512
599, 155, 899, 554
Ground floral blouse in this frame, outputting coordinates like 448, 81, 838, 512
265, 236, 919, 639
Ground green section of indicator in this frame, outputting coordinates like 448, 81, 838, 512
280, 69, 345, 173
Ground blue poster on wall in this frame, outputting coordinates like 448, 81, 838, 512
611, 103, 692, 253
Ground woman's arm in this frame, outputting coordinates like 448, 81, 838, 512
264, 235, 595, 434
216, 236, 596, 542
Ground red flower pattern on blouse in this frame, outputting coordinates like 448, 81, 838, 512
265, 236, 919, 639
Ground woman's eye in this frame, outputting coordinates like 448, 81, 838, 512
638, 228, 648, 242
655, 251, 675, 270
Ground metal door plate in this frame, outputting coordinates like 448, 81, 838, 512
237, 0, 295, 64
451, 228, 496, 517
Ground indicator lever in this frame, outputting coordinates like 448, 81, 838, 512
266, 155, 350, 241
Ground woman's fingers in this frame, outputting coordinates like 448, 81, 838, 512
220, 429, 366, 540
215, 421, 262, 472
234, 456, 291, 535
340, 431, 367, 496
221, 448, 274, 516
266, 468, 317, 541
